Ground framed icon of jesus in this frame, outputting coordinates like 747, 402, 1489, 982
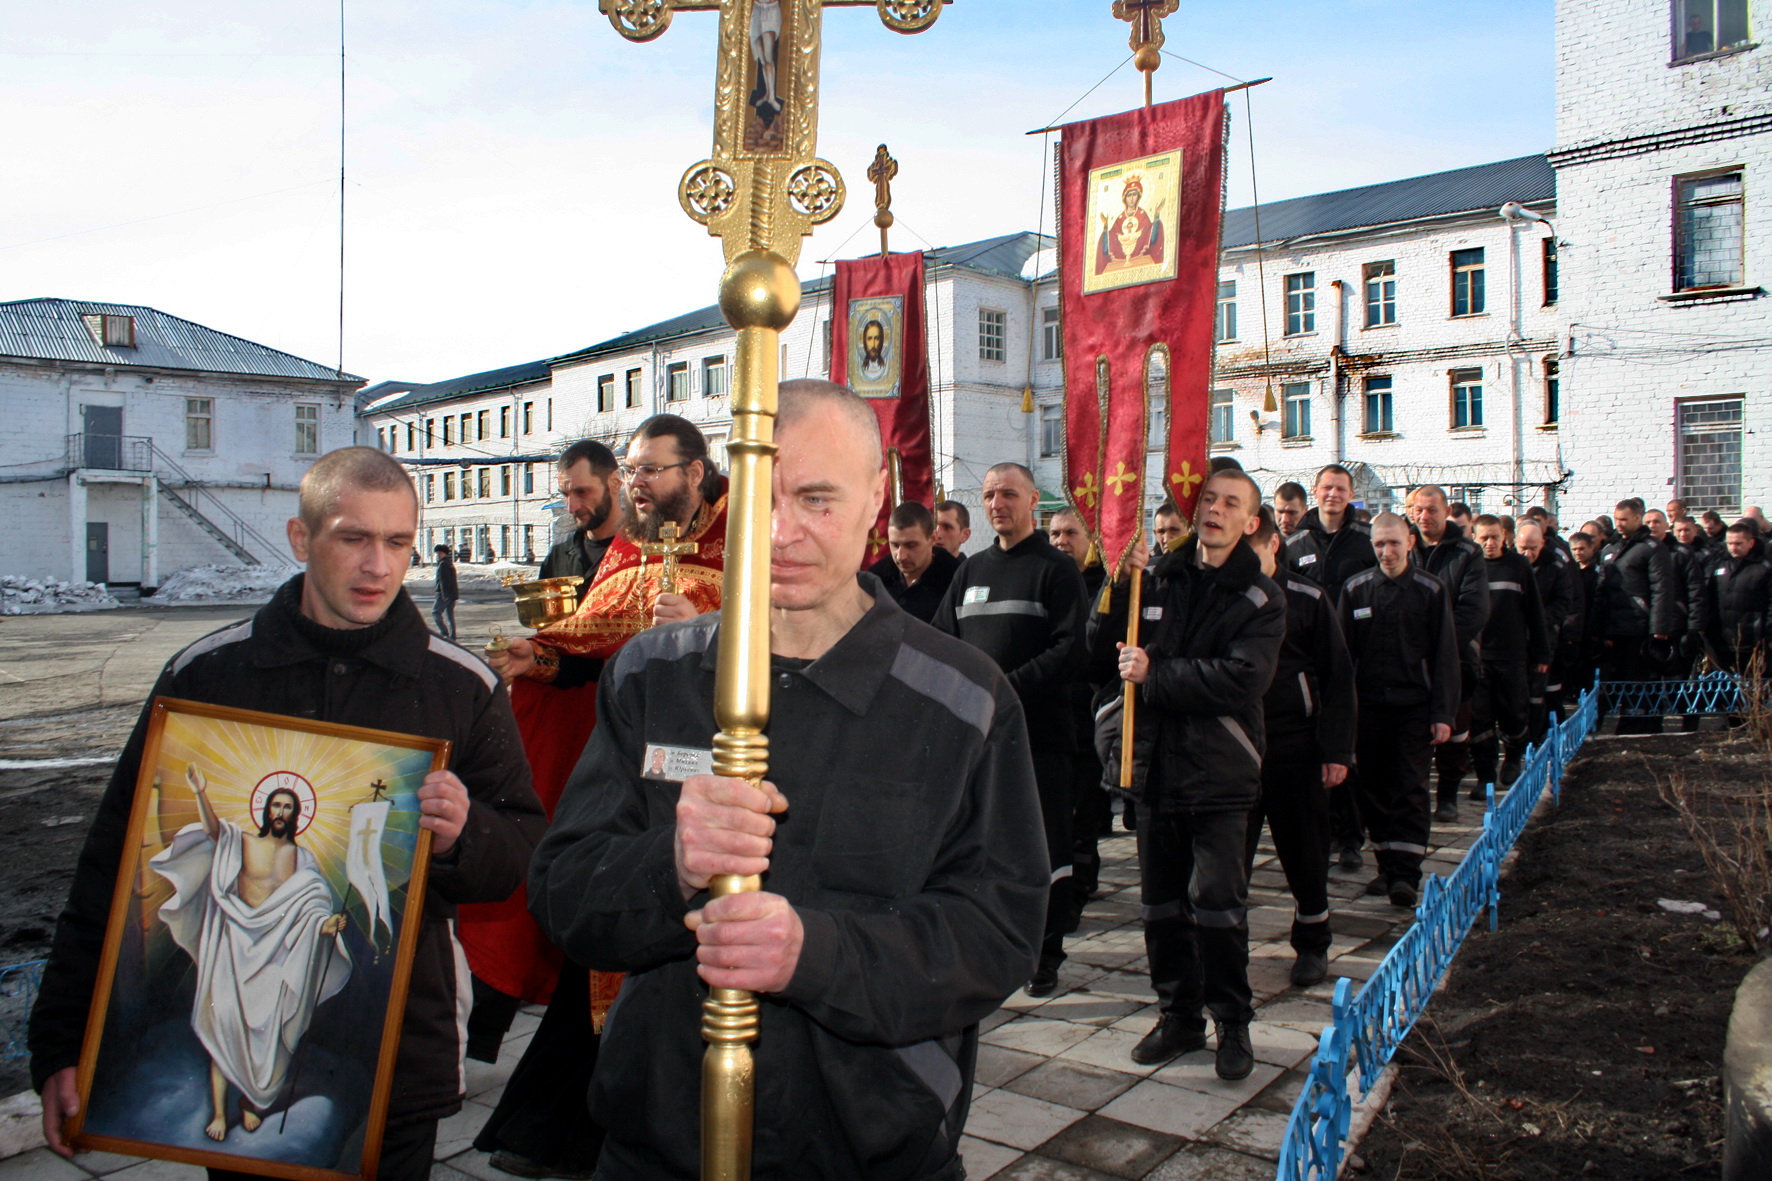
68, 698, 450, 1181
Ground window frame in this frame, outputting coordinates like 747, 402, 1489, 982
294, 403, 320, 455
1541, 237, 1559, 306
1039, 403, 1063, 457
1542, 357, 1560, 427
597, 375, 615, 413
1363, 261, 1397, 327
666, 361, 691, 402
625, 368, 643, 409
1281, 381, 1312, 440
1209, 388, 1235, 447
1671, 0, 1754, 62
978, 307, 1007, 362
702, 356, 729, 398
1449, 367, 1485, 429
1041, 305, 1063, 361
1284, 272, 1316, 336
1675, 395, 1745, 513
522, 402, 534, 434
185, 397, 214, 452
478, 467, 491, 499
1450, 248, 1487, 317
1362, 376, 1395, 435
1215, 281, 1238, 342
1673, 168, 1745, 292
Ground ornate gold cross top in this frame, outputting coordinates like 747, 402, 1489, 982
868, 142, 898, 257
640, 520, 699, 595
1112, 0, 1178, 104
599, 1, 942, 268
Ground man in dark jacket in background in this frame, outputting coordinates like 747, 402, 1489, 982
934, 462, 1087, 998
540, 440, 625, 581
1247, 507, 1355, 988
867, 500, 961, 624
1091, 468, 1284, 1078
1518, 520, 1582, 740
1406, 485, 1490, 818
1597, 497, 1679, 733
1341, 514, 1460, 908
1466, 516, 1550, 803
1694, 521, 1771, 673
1047, 506, 1110, 919
529, 382, 1046, 1181
433, 542, 460, 637
30, 448, 544, 1180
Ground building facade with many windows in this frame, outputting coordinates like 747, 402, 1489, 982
1552, 0, 1769, 519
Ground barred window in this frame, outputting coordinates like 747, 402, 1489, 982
1675, 171, 1744, 291
1676, 397, 1743, 514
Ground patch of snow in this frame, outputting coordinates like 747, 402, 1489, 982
148, 563, 292, 605
0, 576, 120, 615
1656, 899, 1721, 920
403, 563, 539, 592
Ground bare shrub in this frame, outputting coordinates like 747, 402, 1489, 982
1654, 765, 1772, 955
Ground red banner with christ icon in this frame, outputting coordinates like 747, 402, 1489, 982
830, 250, 934, 566
1058, 88, 1226, 575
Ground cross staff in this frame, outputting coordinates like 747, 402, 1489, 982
868, 142, 898, 258
1112, 0, 1178, 106
595, 3, 944, 1178
640, 520, 700, 595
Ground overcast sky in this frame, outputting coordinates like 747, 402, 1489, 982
3, 0, 1553, 386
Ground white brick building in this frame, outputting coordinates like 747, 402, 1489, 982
1552, 0, 1769, 519
0, 300, 361, 587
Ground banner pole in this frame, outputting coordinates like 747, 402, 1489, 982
1119, 565, 1143, 790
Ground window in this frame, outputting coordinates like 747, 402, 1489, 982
458, 467, 472, 500
294, 404, 319, 455
1542, 237, 1559, 305
1676, 170, 1744, 290
185, 398, 213, 450
500, 406, 510, 438
1041, 305, 1063, 360
82, 313, 134, 347
666, 361, 691, 401
1543, 358, 1560, 425
442, 417, 454, 446
598, 375, 615, 413
460, 412, 472, 443
1216, 281, 1238, 341
626, 368, 643, 408
425, 419, 435, 447
1363, 261, 1397, 326
703, 356, 728, 398
477, 410, 489, 440
1674, 0, 1752, 60
523, 524, 534, 556
1450, 368, 1484, 428
1677, 397, 1744, 513
1039, 404, 1063, 457
478, 468, 491, 498
1284, 273, 1315, 335
1282, 382, 1312, 439
423, 474, 434, 503
821, 318, 832, 375
501, 525, 511, 556
1148, 393, 1167, 449
522, 402, 534, 434
1363, 377, 1394, 434
1451, 248, 1486, 316
406, 423, 416, 451
978, 308, 1006, 361
547, 399, 553, 430
1209, 388, 1235, 446
524, 463, 536, 494
377, 427, 386, 451
500, 465, 512, 496
443, 471, 457, 501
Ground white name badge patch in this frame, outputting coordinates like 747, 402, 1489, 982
1298, 553, 1319, 566
641, 743, 714, 782
1353, 606, 1373, 620
1143, 606, 1163, 621
963, 586, 991, 604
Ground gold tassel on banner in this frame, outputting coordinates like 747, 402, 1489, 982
1021, 386, 1035, 414
1262, 383, 1278, 414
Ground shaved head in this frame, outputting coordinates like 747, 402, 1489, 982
778, 379, 882, 464
298, 446, 416, 527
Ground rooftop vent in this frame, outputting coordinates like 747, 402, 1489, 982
81, 313, 135, 348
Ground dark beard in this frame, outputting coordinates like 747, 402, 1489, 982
624, 484, 696, 542
576, 495, 612, 533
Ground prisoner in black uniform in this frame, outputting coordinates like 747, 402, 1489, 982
1248, 508, 1356, 988
1693, 523, 1772, 673
1046, 505, 1110, 919
1406, 485, 1490, 812
1340, 513, 1460, 907
540, 440, 624, 580
1518, 521, 1581, 741
1468, 516, 1550, 796
1596, 498, 1679, 733
934, 463, 1087, 998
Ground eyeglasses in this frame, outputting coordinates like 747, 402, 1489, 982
616, 462, 689, 482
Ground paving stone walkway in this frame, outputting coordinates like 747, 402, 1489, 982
0, 813, 1483, 1181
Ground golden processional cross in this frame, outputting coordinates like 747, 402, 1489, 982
640, 519, 700, 594
596, 3, 943, 1178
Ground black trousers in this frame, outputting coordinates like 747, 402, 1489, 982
1472, 658, 1530, 785
211, 1117, 437, 1181
1070, 748, 1110, 904
1244, 725, 1332, 953
1329, 778, 1365, 852
1601, 636, 1665, 733
1354, 701, 1434, 888
1137, 808, 1253, 1027
1433, 664, 1478, 807
473, 960, 607, 1170
1031, 749, 1075, 973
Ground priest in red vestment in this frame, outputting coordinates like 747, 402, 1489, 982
467, 414, 728, 1179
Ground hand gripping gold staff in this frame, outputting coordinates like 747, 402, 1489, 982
595, 3, 945, 1178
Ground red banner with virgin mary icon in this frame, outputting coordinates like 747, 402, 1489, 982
1059, 88, 1226, 575
830, 250, 934, 565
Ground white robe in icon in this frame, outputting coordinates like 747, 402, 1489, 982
150, 819, 352, 1109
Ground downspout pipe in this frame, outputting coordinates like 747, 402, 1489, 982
1500, 202, 1557, 506
1328, 279, 1349, 465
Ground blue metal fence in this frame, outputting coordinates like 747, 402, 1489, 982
1602, 670, 1754, 717
0, 959, 45, 1060
1275, 688, 1601, 1180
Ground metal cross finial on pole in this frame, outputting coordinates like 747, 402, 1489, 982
1112, 0, 1178, 107
640, 520, 700, 595
868, 142, 898, 258
594, 3, 944, 1178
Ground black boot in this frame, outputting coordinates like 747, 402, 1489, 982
1290, 950, 1328, 987
1131, 1014, 1208, 1065
1214, 1020, 1254, 1081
